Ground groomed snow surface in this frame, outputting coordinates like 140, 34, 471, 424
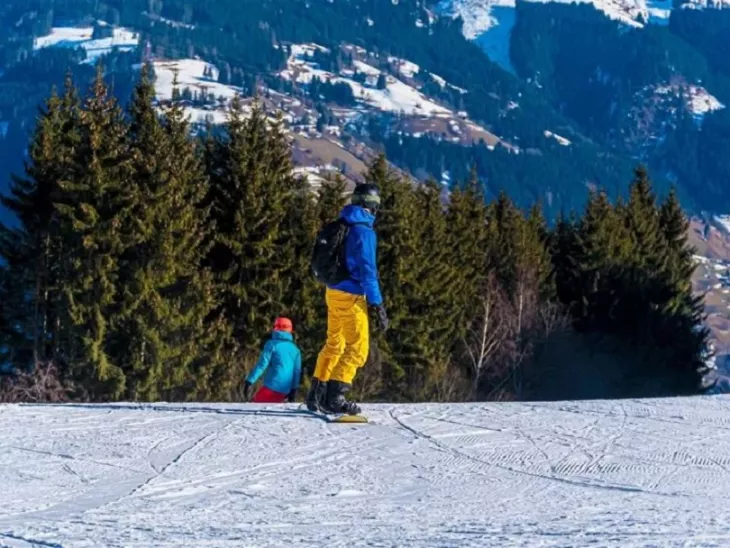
3, 397, 730, 547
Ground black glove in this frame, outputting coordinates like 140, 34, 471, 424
243, 381, 252, 402
371, 304, 389, 332
287, 389, 297, 403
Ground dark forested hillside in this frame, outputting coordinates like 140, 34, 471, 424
508, 1, 730, 211
1, 0, 716, 226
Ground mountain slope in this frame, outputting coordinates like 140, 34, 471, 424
1, 0, 729, 223
0, 0, 675, 224
2, 399, 730, 546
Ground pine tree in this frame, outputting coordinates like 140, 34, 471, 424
0, 76, 82, 369
206, 98, 298, 358
277, 140, 325, 377
656, 186, 709, 392
513, 202, 555, 305
446, 168, 489, 313
623, 166, 667, 271
398, 180, 463, 400
316, 174, 348, 225
54, 67, 131, 399
487, 191, 551, 302
575, 189, 629, 330
659, 187, 694, 295
361, 154, 415, 397
110, 66, 235, 402
551, 210, 582, 315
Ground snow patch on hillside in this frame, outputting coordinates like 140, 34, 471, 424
3, 398, 730, 546
688, 88, 726, 117
544, 130, 572, 146
143, 11, 197, 30
646, 0, 674, 23
281, 44, 452, 116
33, 26, 139, 63
713, 215, 730, 235
655, 83, 725, 121
152, 59, 244, 125
33, 27, 93, 49
387, 55, 468, 93
681, 0, 730, 7
388, 56, 420, 79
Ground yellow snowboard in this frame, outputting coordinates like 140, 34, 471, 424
328, 414, 368, 424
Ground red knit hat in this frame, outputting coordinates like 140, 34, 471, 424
273, 317, 293, 333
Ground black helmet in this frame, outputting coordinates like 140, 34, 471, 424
351, 183, 381, 212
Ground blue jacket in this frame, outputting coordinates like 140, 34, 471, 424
330, 204, 383, 306
246, 331, 302, 394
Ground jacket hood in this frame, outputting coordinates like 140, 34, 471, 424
271, 330, 293, 341
340, 204, 375, 227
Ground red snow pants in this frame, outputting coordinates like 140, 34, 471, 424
251, 386, 288, 403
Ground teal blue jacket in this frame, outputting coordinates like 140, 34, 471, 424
246, 331, 302, 394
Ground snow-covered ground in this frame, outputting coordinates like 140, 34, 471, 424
544, 130, 572, 146
682, 0, 730, 7
152, 59, 244, 125
3, 397, 730, 546
281, 44, 452, 117
654, 83, 726, 122
713, 215, 730, 235
33, 26, 139, 64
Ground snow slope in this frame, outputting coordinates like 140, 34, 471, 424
281, 44, 452, 117
152, 59, 244, 125
3, 397, 730, 546
654, 83, 726, 122
33, 27, 140, 64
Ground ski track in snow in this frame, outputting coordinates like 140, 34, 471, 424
2, 398, 730, 546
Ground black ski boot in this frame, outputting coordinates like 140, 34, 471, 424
325, 380, 361, 415
305, 378, 327, 412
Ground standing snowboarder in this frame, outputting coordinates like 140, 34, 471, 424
307, 184, 389, 415
244, 317, 302, 403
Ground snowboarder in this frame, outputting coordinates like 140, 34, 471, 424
307, 183, 389, 415
243, 317, 302, 404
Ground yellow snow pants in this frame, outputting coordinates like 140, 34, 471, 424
314, 288, 369, 385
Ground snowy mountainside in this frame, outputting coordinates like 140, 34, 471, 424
435, 0, 722, 75
3, 0, 730, 223
2, 398, 730, 546
29, 26, 510, 186
437, 0, 719, 37
278, 43, 505, 148
681, 0, 730, 6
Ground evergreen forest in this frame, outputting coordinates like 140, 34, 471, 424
0, 69, 712, 403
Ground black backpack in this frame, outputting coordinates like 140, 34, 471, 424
311, 218, 359, 285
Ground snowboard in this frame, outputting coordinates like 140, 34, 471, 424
298, 404, 368, 423
327, 414, 368, 424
